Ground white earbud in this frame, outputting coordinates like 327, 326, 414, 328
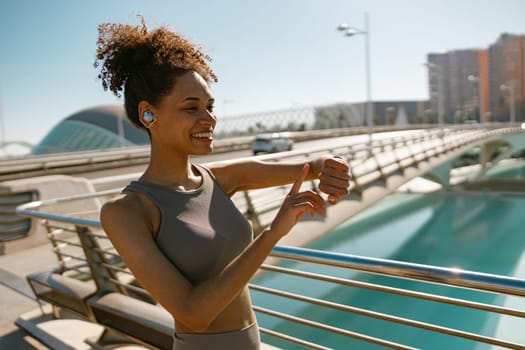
143, 111, 156, 128
143, 111, 155, 123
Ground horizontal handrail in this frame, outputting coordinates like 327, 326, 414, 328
16, 189, 525, 299
250, 268, 525, 349
271, 246, 525, 297
253, 305, 418, 350
258, 263, 525, 318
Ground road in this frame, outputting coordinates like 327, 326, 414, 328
82, 130, 422, 181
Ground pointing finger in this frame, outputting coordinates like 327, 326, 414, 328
290, 163, 310, 194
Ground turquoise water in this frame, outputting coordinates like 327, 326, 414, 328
486, 159, 525, 179
253, 190, 525, 349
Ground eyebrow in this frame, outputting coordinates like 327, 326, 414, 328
180, 97, 200, 102
180, 97, 214, 103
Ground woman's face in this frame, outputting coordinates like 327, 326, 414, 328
149, 71, 216, 155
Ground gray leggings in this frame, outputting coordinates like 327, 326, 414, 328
172, 322, 260, 350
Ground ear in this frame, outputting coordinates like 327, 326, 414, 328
138, 101, 156, 128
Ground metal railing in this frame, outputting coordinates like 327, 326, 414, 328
230, 126, 523, 231
16, 188, 525, 349
0, 123, 510, 182
0, 125, 391, 181
3, 125, 524, 244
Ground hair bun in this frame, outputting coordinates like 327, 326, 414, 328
94, 16, 217, 97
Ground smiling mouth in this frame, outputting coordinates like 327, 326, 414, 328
191, 131, 213, 139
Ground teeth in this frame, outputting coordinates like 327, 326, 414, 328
192, 132, 213, 138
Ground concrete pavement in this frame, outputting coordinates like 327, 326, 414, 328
1, 244, 58, 349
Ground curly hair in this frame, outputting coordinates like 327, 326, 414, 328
94, 16, 218, 130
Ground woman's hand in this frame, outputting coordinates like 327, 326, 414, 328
269, 164, 326, 238
312, 156, 351, 204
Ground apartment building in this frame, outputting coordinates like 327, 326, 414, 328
427, 33, 524, 123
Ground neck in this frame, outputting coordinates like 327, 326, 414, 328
141, 147, 197, 189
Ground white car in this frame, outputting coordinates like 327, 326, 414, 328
251, 133, 293, 155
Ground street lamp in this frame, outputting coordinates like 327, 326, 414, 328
500, 83, 516, 123
337, 12, 373, 142
423, 62, 444, 125
467, 74, 484, 123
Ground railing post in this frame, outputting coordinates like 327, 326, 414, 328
393, 140, 405, 172
349, 168, 363, 195
42, 219, 68, 274
372, 152, 387, 183
243, 191, 262, 233
75, 225, 125, 295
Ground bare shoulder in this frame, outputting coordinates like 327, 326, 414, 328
100, 191, 158, 239
101, 192, 142, 220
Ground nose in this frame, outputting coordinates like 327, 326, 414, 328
200, 109, 217, 127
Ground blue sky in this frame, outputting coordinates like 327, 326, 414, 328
1, 0, 524, 147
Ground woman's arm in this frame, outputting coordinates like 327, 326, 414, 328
209, 156, 350, 203
100, 165, 325, 332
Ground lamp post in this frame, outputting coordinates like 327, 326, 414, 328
337, 12, 373, 143
468, 74, 484, 123
500, 83, 516, 123
424, 62, 444, 125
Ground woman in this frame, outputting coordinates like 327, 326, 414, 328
97, 17, 350, 350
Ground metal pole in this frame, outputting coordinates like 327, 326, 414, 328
337, 14, 373, 140
364, 12, 373, 143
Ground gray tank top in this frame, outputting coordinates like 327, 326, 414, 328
123, 164, 253, 284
